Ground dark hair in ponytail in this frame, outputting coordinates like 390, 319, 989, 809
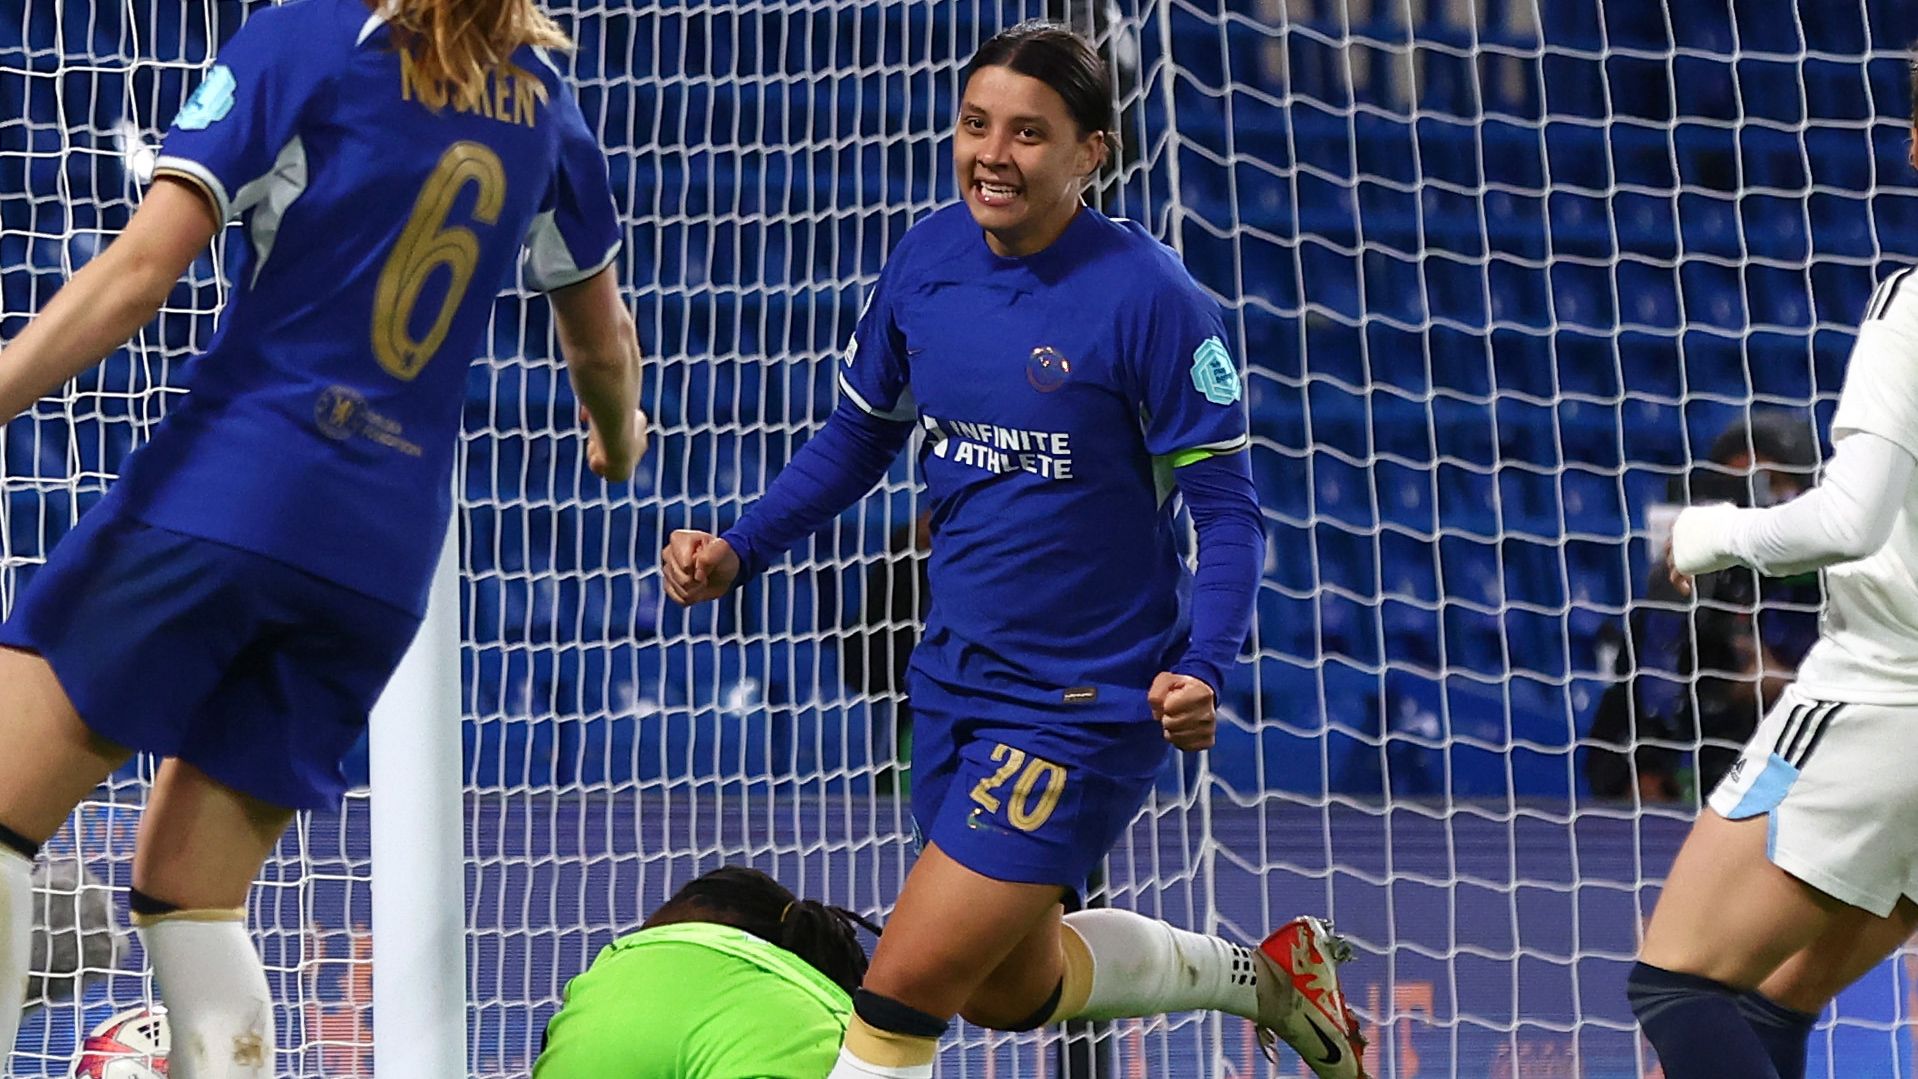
648, 866, 882, 995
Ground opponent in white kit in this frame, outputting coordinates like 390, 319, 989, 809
1634, 260, 1918, 1079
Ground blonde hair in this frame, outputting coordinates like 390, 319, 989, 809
379, 0, 571, 108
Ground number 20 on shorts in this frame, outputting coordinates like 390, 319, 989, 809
969, 743, 1069, 833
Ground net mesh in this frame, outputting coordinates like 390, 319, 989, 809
5, 1, 1918, 1076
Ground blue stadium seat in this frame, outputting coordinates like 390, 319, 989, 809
1438, 536, 1503, 608
1808, 192, 1875, 261
1742, 195, 1811, 265
1557, 473, 1618, 540
1740, 127, 1810, 193
1747, 269, 1814, 334
1730, 0, 1807, 56
1436, 465, 1498, 538
1746, 333, 1817, 400
1376, 460, 1436, 533
1429, 327, 1491, 396
1613, 195, 1677, 264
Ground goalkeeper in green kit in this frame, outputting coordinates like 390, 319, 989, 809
534, 867, 880, 1078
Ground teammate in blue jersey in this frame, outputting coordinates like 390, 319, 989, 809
663, 23, 1367, 1079
0, 1, 642, 1074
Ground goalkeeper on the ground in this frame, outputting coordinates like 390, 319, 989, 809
1632, 79, 1918, 1078
534, 867, 878, 1078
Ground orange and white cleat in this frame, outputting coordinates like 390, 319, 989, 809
1253, 915, 1368, 1078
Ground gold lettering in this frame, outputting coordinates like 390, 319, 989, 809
399, 55, 541, 127
515, 73, 539, 127
399, 49, 415, 100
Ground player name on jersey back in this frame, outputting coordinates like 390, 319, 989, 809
398, 49, 543, 128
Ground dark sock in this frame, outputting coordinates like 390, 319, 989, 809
1001, 977, 1066, 1032
1628, 962, 1781, 1079
127, 887, 181, 918
0, 820, 41, 862
853, 988, 950, 1038
1738, 990, 1816, 1079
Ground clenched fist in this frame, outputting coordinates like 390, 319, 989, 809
585, 406, 649, 483
1149, 672, 1216, 752
660, 529, 741, 605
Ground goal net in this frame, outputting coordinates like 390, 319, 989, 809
4, 0, 1915, 1076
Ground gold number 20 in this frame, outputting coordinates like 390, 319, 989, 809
969, 743, 1069, 833
372, 141, 506, 380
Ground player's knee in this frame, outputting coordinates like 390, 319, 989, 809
962, 977, 1064, 1032
1627, 961, 1738, 1026
854, 988, 951, 1039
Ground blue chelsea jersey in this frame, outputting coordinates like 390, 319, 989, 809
838, 205, 1250, 716
116, 0, 621, 614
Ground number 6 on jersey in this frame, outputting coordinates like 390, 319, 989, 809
372, 140, 506, 380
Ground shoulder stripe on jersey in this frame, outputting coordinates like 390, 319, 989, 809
356, 10, 387, 46
835, 372, 914, 423
1868, 267, 1915, 322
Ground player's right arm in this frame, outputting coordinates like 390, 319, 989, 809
1670, 269, 1918, 588
663, 250, 919, 606
0, 178, 218, 424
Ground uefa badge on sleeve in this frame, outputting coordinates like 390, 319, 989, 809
1190, 336, 1241, 405
173, 65, 236, 130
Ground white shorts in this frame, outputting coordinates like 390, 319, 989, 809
1708, 684, 1918, 917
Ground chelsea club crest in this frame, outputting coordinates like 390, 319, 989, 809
1027, 345, 1071, 392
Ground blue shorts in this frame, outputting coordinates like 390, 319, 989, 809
0, 502, 419, 810
908, 672, 1168, 888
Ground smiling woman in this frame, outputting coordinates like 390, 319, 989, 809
953, 25, 1114, 257
659, 20, 1366, 1079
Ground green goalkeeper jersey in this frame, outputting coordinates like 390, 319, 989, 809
532, 921, 852, 1079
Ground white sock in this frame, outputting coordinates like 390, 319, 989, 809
141, 912, 274, 1079
1057, 907, 1261, 1021
826, 1046, 935, 1079
0, 847, 31, 1071
825, 1015, 936, 1079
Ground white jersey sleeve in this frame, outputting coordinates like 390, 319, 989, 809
1831, 267, 1918, 462
1670, 431, 1913, 578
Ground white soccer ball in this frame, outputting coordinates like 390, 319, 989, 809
72, 1006, 169, 1079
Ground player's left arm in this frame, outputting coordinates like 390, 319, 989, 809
0, 178, 218, 423
1126, 274, 1261, 751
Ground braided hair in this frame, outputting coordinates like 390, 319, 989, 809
647, 866, 882, 995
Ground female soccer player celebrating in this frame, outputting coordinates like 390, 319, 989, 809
536, 866, 880, 1078
1632, 67, 1918, 1079
663, 22, 1364, 1079
0, 1, 644, 1074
